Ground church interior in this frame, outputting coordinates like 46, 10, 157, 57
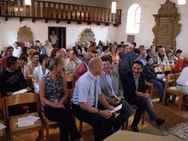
0, 0, 188, 141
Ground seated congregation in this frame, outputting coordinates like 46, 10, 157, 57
0, 40, 188, 141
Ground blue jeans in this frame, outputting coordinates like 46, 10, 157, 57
128, 96, 157, 126
148, 79, 164, 102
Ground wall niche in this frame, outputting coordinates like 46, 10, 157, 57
80, 28, 95, 42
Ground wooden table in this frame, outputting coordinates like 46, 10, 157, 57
104, 130, 178, 141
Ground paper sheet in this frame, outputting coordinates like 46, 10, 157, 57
157, 74, 165, 79
0, 123, 6, 130
12, 88, 28, 95
110, 104, 122, 113
17, 115, 40, 127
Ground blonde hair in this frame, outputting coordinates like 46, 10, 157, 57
48, 58, 63, 70
28, 49, 36, 56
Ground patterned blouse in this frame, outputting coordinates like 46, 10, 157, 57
43, 72, 64, 103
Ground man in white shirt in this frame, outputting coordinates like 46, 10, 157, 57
65, 49, 82, 74
176, 66, 188, 95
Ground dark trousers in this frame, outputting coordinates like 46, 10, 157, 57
44, 106, 81, 141
114, 100, 134, 131
127, 96, 157, 126
72, 104, 113, 141
98, 100, 133, 131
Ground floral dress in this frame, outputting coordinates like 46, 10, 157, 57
43, 72, 64, 103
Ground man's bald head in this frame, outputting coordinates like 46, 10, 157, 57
88, 57, 103, 76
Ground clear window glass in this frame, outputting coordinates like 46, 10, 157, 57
126, 4, 141, 34
178, 0, 186, 5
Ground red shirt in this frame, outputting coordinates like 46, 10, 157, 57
2, 57, 8, 70
74, 62, 88, 82
174, 58, 188, 73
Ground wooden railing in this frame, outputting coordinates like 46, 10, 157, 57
0, 0, 121, 26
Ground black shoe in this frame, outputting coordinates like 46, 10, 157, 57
186, 103, 188, 110
155, 118, 167, 127
164, 99, 171, 106
164, 101, 169, 106
132, 124, 139, 132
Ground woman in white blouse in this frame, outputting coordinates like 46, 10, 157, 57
32, 54, 49, 93
176, 66, 188, 95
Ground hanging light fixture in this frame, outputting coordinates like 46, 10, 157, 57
111, 0, 117, 13
24, 0, 31, 5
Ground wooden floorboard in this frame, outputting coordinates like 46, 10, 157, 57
1, 102, 187, 141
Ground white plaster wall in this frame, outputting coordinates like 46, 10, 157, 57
0, 0, 115, 50
0, 17, 116, 49
171, 0, 188, 55
117, 0, 164, 46
116, 0, 188, 55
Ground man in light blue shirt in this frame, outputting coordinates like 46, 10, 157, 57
72, 71, 100, 107
72, 57, 114, 141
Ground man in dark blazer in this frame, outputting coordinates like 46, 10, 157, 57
99, 55, 133, 131
121, 60, 166, 132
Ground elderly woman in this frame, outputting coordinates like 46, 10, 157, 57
39, 58, 82, 141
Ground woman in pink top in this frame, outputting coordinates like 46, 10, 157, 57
18, 55, 30, 79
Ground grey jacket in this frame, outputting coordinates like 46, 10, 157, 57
99, 70, 124, 102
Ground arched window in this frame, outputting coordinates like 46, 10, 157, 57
126, 3, 141, 34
